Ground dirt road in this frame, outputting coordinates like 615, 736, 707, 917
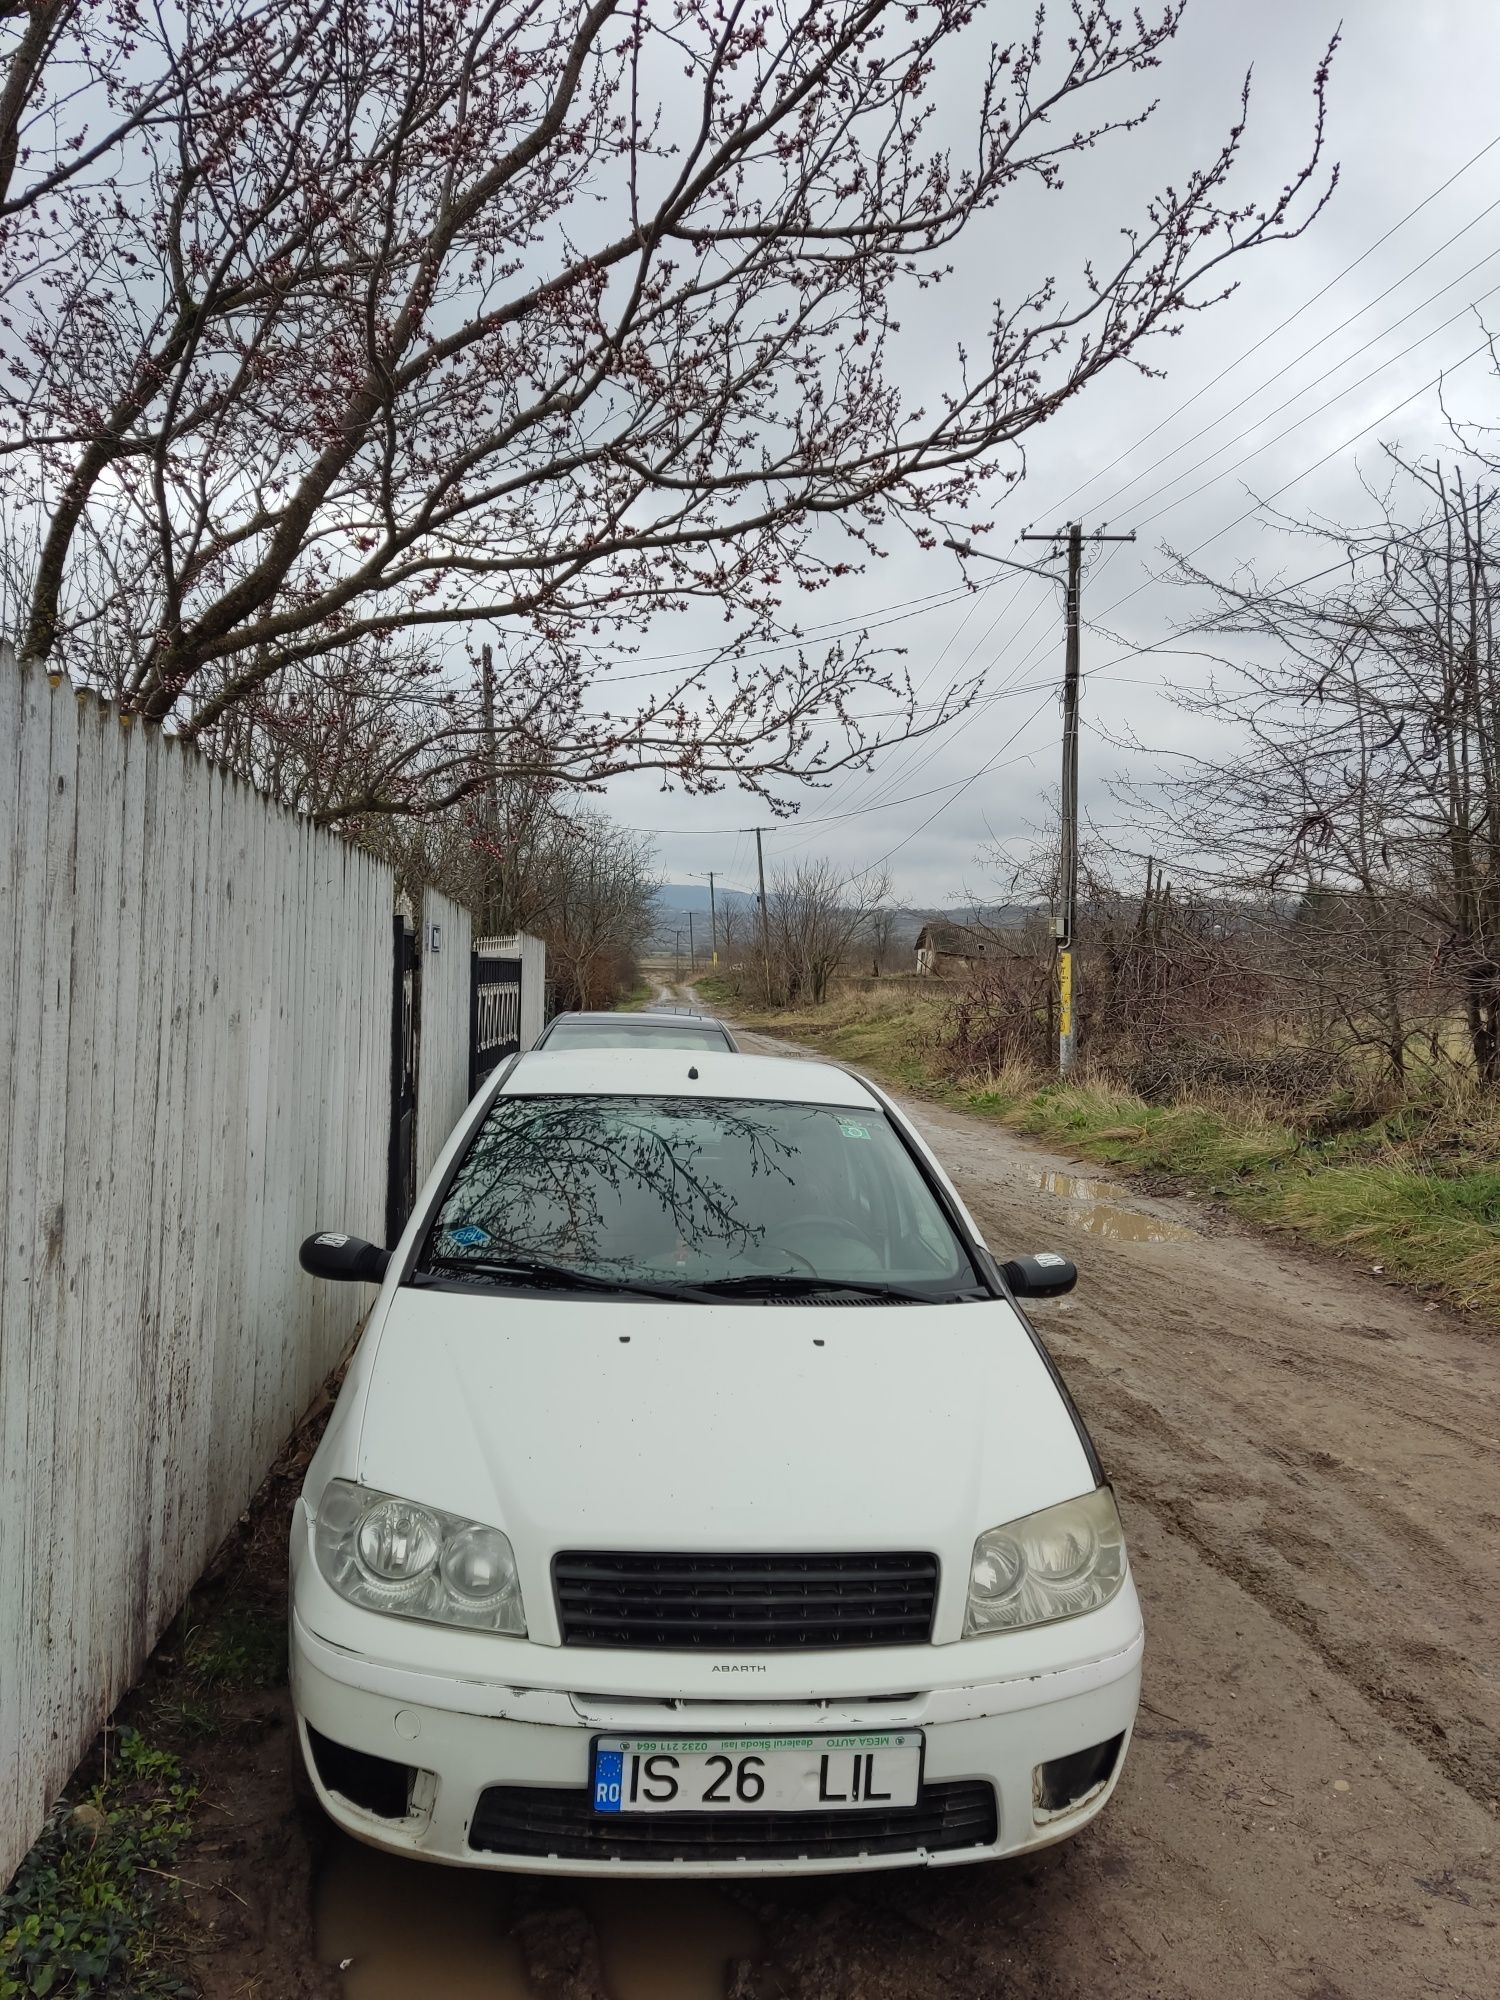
188, 1011, 1499, 2000
712, 1015, 1499, 1998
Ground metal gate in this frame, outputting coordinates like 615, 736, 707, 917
470, 947, 522, 1093
387, 917, 420, 1243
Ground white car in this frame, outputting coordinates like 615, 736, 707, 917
291, 1050, 1143, 1876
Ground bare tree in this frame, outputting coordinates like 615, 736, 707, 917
1149, 442, 1496, 1081
1, 0, 1334, 818
717, 899, 747, 971
765, 860, 890, 1005
532, 812, 661, 1009
866, 904, 900, 977
370, 778, 660, 1004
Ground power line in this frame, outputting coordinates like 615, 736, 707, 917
805, 570, 1046, 822
856, 694, 1059, 880
798, 554, 1128, 886
1120, 276, 1500, 534
585, 146, 1500, 841
616, 724, 1064, 838
1029, 128, 1500, 526
687, 145, 1500, 847
912, 324, 1498, 831
571, 573, 1015, 688
1093, 333, 1495, 630
1079, 547, 1394, 674
801, 575, 1057, 827
771, 542, 1131, 856
1094, 234, 1500, 528
602, 228, 1494, 710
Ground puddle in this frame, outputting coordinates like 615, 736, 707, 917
583, 1880, 762, 1999
316, 1833, 762, 2000
1029, 1169, 1194, 1243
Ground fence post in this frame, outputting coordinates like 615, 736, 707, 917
386, 917, 420, 1244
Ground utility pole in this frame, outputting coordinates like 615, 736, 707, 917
693, 872, 719, 963
687, 910, 696, 971
746, 827, 771, 999
943, 522, 1130, 1076
479, 641, 501, 936
673, 928, 683, 982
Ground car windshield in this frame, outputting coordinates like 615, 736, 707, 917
542, 1020, 727, 1051
421, 1094, 978, 1298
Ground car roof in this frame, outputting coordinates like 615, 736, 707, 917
549, 1009, 711, 1024
503, 1047, 878, 1108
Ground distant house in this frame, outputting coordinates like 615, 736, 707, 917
914, 920, 996, 976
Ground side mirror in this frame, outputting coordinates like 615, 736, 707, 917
299, 1231, 391, 1284
1000, 1252, 1078, 1300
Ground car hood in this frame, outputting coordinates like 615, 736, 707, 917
351, 1290, 1095, 1643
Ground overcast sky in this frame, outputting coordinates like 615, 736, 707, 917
589, 0, 1500, 910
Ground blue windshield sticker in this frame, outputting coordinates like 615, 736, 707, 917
446, 1225, 491, 1247
839, 1122, 870, 1140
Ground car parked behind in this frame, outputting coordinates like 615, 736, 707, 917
533, 1009, 737, 1053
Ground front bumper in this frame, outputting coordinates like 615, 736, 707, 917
289, 1602, 1143, 1876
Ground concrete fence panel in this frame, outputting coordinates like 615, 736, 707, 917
0, 669, 397, 1883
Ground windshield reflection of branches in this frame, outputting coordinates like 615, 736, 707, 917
435, 1097, 798, 1268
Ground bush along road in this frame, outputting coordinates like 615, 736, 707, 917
4, 1034, 1497, 1999
693, 974, 1500, 1326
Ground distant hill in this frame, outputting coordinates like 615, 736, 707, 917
897, 903, 1037, 939
657, 884, 1036, 925
652, 886, 1039, 954
655, 882, 761, 917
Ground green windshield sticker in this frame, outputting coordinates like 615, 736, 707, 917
839, 1122, 870, 1140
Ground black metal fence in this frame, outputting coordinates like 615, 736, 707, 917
386, 917, 420, 1244
386, 928, 538, 1246
470, 948, 523, 1093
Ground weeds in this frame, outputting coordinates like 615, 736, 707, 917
0, 1602, 287, 1998
0, 1730, 197, 2000
180, 1604, 283, 1691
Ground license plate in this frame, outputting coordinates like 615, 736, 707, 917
590, 1733, 923, 1815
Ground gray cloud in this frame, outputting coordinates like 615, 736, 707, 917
595, 0, 1500, 907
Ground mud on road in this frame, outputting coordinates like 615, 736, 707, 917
181, 1023, 1499, 2000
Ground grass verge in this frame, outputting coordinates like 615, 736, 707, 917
614, 975, 657, 1012
698, 973, 1500, 1320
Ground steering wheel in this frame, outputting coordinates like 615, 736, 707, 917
774, 1211, 883, 1255
745, 1238, 819, 1275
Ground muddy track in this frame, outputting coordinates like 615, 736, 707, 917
715, 1015, 1500, 1998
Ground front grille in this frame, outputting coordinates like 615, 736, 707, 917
469, 1780, 996, 1861
554, 1550, 938, 1649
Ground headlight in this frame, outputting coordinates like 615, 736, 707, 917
964, 1488, 1127, 1636
313, 1480, 526, 1634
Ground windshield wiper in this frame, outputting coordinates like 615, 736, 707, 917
416, 1256, 970, 1306
691, 1273, 948, 1303
416, 1252, 715, 1304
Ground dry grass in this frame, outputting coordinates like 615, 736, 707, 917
699, 972, 947, 1087
702, 972, 1500, 1323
